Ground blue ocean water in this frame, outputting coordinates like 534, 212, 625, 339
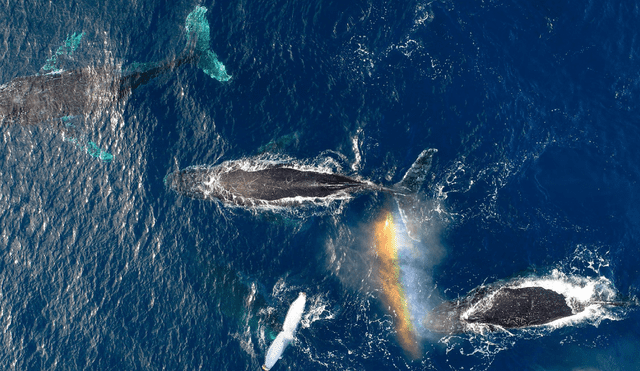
1, 0, 639, 370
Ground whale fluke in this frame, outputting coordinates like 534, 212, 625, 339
391, 148, 438, 240
394, 148, 437, 194
185, 6, 232, 82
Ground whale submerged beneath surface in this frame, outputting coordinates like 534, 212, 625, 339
0, 64, 163, 126
0, 6, 230, 127
165, 149, 437, 208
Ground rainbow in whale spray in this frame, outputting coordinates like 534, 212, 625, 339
372, 208, 423, 358
322, 148, 441, 357
344, 148, 631, 364
368, 149, 441, 358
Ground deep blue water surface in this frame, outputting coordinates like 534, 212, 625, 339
1, 0, 639, 370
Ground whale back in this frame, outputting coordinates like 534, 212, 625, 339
464, 286, 573, 328
218, 166, 368, 201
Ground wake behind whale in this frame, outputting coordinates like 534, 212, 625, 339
165, 149, 437, 209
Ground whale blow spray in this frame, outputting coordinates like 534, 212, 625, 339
262, 293, 306, 370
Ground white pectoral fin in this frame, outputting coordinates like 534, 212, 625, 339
263, 293, 307, 370
263, 332, 291, 370
282, 293, 306, 334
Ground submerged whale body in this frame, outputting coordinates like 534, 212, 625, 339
425, 278, 622, 334
0, 64, 157, 126
165, 149, 437, 208
0, 6, 229, 127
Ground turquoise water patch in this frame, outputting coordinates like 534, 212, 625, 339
64, 135, 114, 162
62, 118, 113, 162
42, 32, 85, 72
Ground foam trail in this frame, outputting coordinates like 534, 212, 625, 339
185, 6, 232, 82
263, 293, 306, 370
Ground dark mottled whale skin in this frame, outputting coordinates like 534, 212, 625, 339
425, 282, 623, 334
465, 286, 573, 328
425, 286, 576, 334
218, 167, 371, 200
165, 149, 437, 208
165, 163, 380, 207
0, 55, 192, 126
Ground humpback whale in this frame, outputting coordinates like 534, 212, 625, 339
164, 149, 437, 208
424, 277, 624, 334
0, 6, 230, 127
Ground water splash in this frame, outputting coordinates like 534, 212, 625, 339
434, 248, 628, 369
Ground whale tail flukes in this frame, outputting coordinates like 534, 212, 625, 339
393, 148, 437, 194
119, 5, 230, 94
185, 6, 232, 82
390, 148, 437, 241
